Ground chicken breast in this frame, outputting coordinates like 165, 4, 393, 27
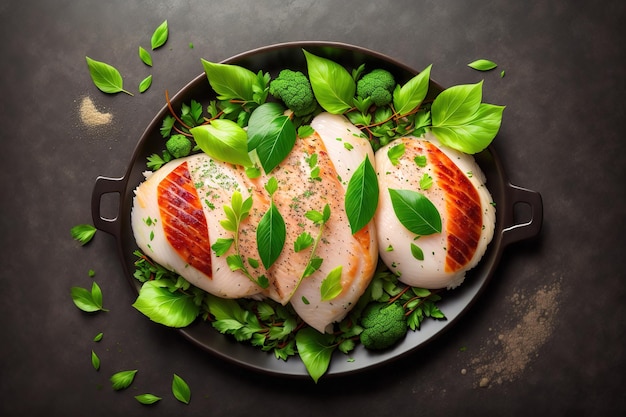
288, 113, 378, 333
131, 154, 266, 299
375, 133, 495, 289
131, 113, 378, 333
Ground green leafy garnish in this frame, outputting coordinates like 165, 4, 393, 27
388, 189, 442, 236
93, 332, 103, 342
430, 81, 505, 154
304, 49, 355, 114
295, 328, 336, 383
138, 46, 152, 66
91, 350, 100, 371
85, 57, 133, 96
150, 20, 169, 50
419, 173, 434, 190
135, 394, 162, 405
132, 280, 200, 327
110, 369, 137, 391
345, 156, 379, 234
387, 142, 405, 166
320, 265, 343, 301
256, 178, 286, 269
138, 75, 152, 93
392, 64, 431, 116
71, 224, 97, 245
468, 59, 498, 71
201, 59, 260, 103
191, 119, 252, 167
247, 102, 296, 174
172, 374, 191, 404
71, 282, 108, 312
410, 243, 424, 261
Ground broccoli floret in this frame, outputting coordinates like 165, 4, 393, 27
359, 302, 408, 350
165, 134, 192, 159
356, 69, 396, 107
269, 69, 316, 116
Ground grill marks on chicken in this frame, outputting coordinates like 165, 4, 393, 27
157, 162, 213, 277
375, 134, 495, 289
424, 141, 483, 272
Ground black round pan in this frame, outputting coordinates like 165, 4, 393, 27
91, 41, 543, 378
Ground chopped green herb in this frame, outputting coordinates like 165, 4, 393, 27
71, 224, 97, 245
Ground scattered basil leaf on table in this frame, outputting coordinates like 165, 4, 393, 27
172, 374, 191, 404
135, 394, 162, 405
85, 57, 133, 96
91, 350, 100, 371
468, 59, 498, 71
71, 224, 97, 245
150, 20, 168, 50
93, 332, 103, 342
138, 46, 152, 66
71, 282, 108, 312
138, 75, 152, 93
110, 369, 138, 391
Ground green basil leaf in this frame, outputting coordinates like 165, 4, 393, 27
110, 369, 137, 391
85, 57, 133, 96
295, 327, 336, 383
303, 49, 355, 114
256, 201, 286, 269
211, 237, 233, 256
191, 119, 252, 167
90, 282, 104, 310
71, 224, 97, 245
320, 265, 343, 301
247, 103, 296, 173
71, 283, 108, 312
419, 173, 433, 190
392, 64, 432, 116
410, 243, 424, 261
302, 256, 323, 278
150, 20, 168, 50
201, 59, 258, 101
138, 75, 152, 93
388, 188, 442, 235
468, 59, 497, 71
431, 81, 483, 127
135, 394, 162, 405
138, 46, 152, 66
132, 280, 199, 328
93, 332, 103, 342
294, 232, 314, 252
172, 374, 191, 404
91, 350, 100, 371
430, 102, 505, 154
387, 142, 405, 166
345, 156, 378, 234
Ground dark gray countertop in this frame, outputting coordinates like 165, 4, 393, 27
1, 0, 624, 415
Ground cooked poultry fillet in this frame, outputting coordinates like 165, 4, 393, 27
131, 154, 266, 299
375, 134, 495, 289
131, 113, 378, 333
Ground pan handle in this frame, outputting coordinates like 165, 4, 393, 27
501, 183, 543, 247
91, 176, 125, 236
